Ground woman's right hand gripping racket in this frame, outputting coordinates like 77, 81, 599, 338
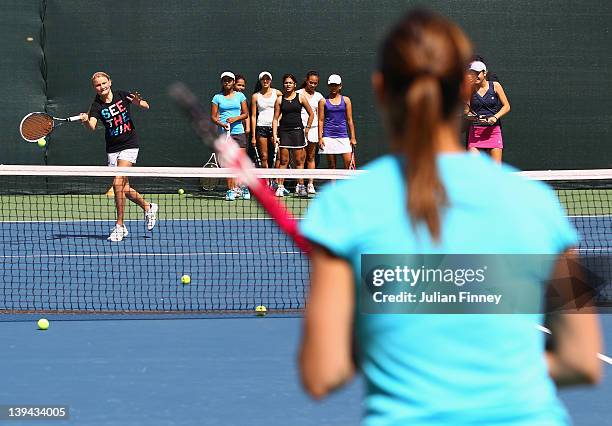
169, 83, 311, 255
19, 112, 81, 142
349, 146, 357, 170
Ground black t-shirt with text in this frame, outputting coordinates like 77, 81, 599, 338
89, 90, 139, 153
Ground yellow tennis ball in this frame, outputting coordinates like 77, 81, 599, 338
26, 36, 34, 42
181, 274, 191, 285
255, 305, 267, 316
37, 138, 46, 147
178, 188, 185, 195
37, 318, 49, 330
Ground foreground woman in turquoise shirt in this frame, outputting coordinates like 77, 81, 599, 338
299, 9, 602, 426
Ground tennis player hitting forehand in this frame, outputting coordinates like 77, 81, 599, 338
80, 71, 158, 242
299, 9, 601, 425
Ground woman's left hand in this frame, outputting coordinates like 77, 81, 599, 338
350, 138, 357, 146
487, 116, 498, 125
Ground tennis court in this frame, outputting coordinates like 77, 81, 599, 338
0, 167, 611, 424
2, 167, 611, 313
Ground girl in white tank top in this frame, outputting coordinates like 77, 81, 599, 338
250, 71, 282, 168
297, 71, 324, 194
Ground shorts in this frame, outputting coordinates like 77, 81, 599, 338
278, 128, 306, 149
320, 137, 351, 154
226, 133, 247, 149
107, 148, 139, 167
255, 126, 273, 138
468, 125, 503, 149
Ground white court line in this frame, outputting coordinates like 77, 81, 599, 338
568, 214, 612, 218
0, 251, 301, 259
0, 218, 281, 224
535, 324, 611, 365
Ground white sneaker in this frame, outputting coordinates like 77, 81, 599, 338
307, 183, 316, 194
275, 185, 285, 197
241, 186, 251, 200
145, 203, 158, 231
108, 225, 128, 242
234, 186, 243, 199
297, 184, 308, 197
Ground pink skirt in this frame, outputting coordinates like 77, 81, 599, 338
468, 125, 503, 149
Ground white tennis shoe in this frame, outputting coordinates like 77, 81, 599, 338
145, 203, 158, 231
108, 225, 128, 242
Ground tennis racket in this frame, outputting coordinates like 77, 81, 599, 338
349, 146, 357, 170
253, 144, 262, 168
169, 82, 311, 254
19, 112, 81, 142
200, 151, 222, 192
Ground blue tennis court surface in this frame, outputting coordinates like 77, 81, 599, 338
0, 194, 610, 424
0, 316, 610, 425
1, 219, 307, 312
0, 317, 362, 426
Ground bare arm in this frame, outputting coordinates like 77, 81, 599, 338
79, 113, 97, 131
344, 96, 357, 145
127, 92, 150, 109
250, 94, 258, 144
317, 98, 326, 148
488, 82, 510, 124
545, 250, 603, 386
272, 96, 282, 143
300, 94, 315, 133
299, 245, 356, 399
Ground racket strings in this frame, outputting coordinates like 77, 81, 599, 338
21, 114, 53, 140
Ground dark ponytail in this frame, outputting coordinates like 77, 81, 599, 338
404, 75, 445, 238
379, 9, 472, 240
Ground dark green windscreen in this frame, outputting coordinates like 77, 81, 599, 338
1, 0, 610, 169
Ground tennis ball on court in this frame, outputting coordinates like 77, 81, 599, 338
181, 274, 191, 285
255, 305, 267, 316
178, 188, 185, 195
37, 318, 49, 330
37, 138, 46, 147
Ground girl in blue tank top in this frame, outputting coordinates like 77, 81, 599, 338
299, 9, 601, 426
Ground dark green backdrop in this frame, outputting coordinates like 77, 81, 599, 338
2, 0, 611, 170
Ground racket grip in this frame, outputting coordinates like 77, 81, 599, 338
67, 115, 82, 122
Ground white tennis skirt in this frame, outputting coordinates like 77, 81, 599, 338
320, 137, 351, 154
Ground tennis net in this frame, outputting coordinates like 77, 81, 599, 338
0, 166, 610, 314
518, 169, 612, 304
0, 166, 359, 314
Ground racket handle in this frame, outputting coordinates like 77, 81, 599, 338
67, 115, 82, 122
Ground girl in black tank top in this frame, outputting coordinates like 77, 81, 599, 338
272, 74, 315, 197
279, 95, 304, 130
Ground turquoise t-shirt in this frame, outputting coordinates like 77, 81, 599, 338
211, 91, 247, 135
300, 153, 578, 426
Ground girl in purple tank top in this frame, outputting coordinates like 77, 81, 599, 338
317, 74, 357, 169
